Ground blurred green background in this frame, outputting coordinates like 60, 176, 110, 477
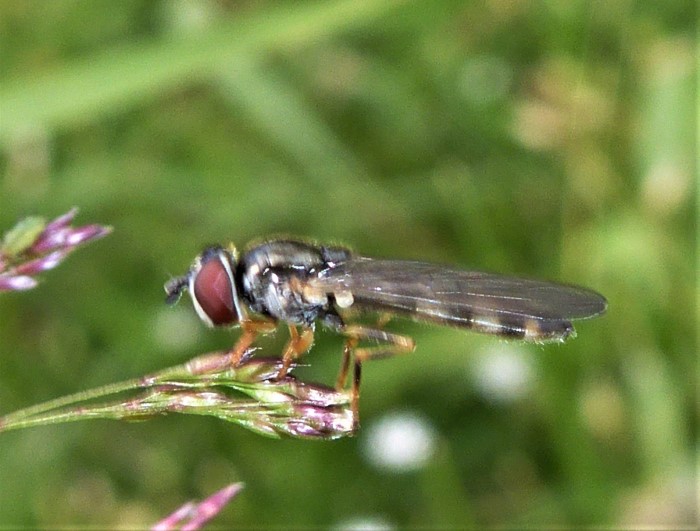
0, 0, 696, 527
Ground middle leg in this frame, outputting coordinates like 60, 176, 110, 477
277, 325, 315, 379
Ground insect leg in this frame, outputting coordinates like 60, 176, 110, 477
226, 318, 278, 366
277, 325, 315, 379
334, 313, 393, 389
338, 324, 415, 428
335, 337, 356, 390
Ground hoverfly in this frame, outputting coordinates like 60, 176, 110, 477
165, 239, 607, 423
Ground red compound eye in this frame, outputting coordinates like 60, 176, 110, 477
193, 253, 239, 326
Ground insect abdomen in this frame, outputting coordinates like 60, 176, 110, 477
350, 297, 575, 343
469, 315, 574, 342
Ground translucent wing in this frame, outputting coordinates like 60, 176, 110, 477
312, 258, 607, 342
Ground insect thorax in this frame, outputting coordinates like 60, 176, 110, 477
237, 239, 352, 326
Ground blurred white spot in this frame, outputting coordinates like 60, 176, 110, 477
470, 345, 534, 403
459, 55, 513, 105
362, 411, 436, 472
153, 306, 202, 350
334, 516, 394, 531
641, 161, 691, 215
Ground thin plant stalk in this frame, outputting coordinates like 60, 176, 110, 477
0, 351, 356, 440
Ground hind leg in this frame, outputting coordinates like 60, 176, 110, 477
335, 324, 415, 429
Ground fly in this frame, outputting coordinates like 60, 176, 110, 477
164, 239, 607, 425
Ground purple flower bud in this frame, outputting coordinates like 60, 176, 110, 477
32, 224, 111, 254
180, 483, 244, 531
0, 274, 39, 291
152, 483, 244, 531
152, 502, 196, 531
0, 209, 111, 293
44, 207, 78, 233
64, 224, 112, 247
288, 404, 356, 439
14, 250, 71, 274
31, 228, 70, 253
293, 381, 350, 407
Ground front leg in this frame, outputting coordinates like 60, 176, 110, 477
227, 318, 278, 366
